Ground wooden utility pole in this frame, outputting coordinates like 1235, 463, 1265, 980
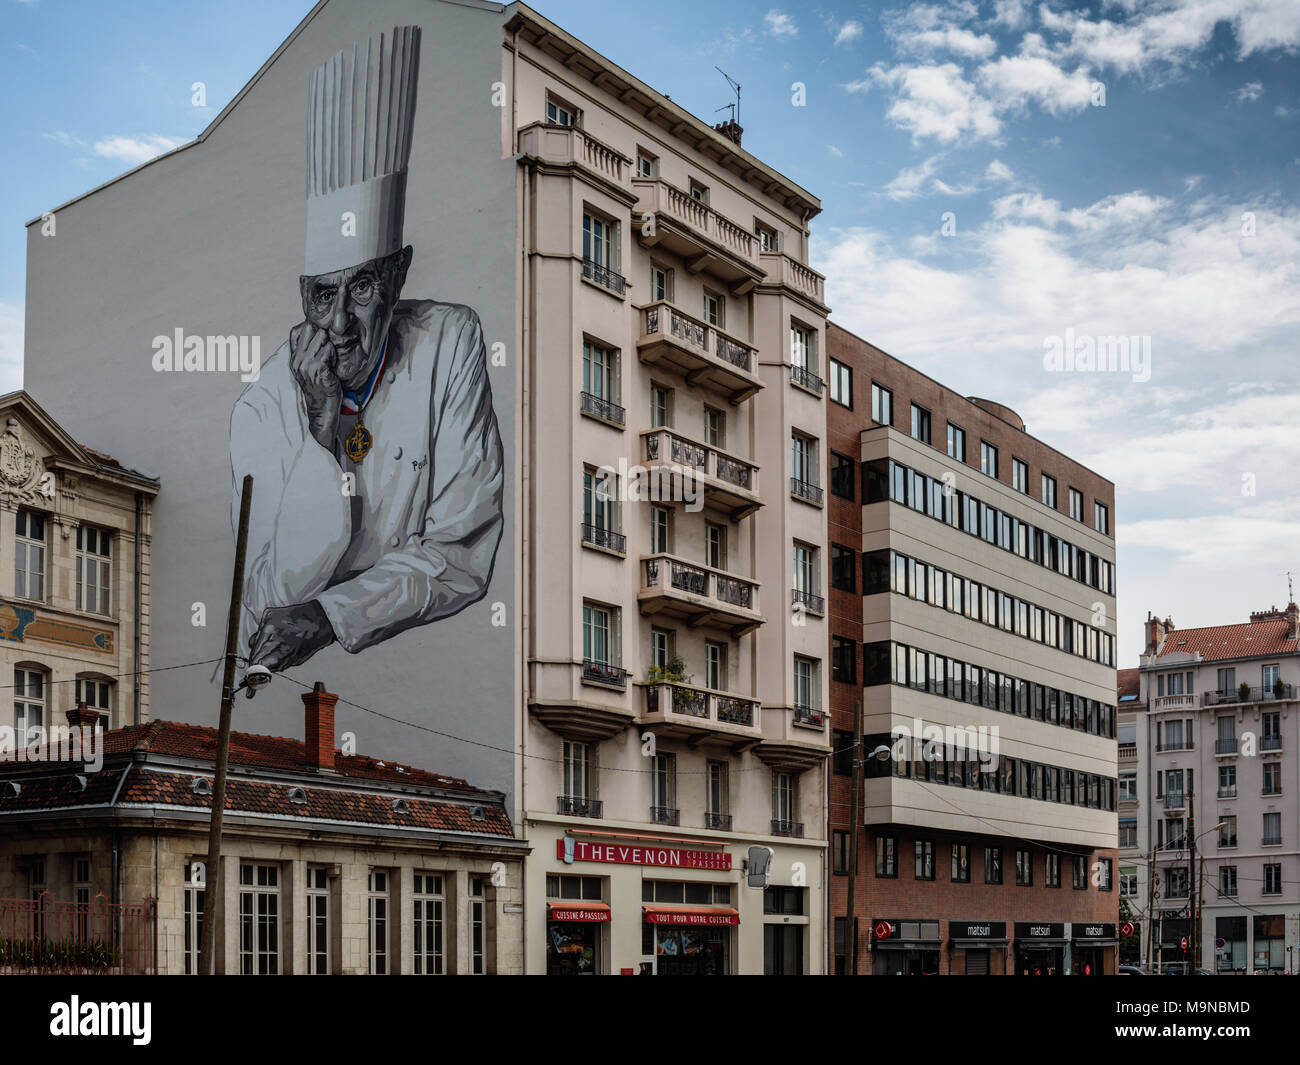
1146, 838, 1156, 972
199, 474, 253, 975
1187, 778, 1196, 973
844, 698, 863, 975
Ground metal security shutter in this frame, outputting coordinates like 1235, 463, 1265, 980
965, 949, 989, 976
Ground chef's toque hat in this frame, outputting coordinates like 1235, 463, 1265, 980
304, 25, 421, 277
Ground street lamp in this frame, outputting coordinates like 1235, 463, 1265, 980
843, 716, 893, 977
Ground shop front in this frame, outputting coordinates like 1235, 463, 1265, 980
949, 921, 1008, 975
1014, 922, 1067, 975
642, 906, 738, 975
545, 902, 609, 975
871, 918, 942, 975
1069, 922, 1116, 975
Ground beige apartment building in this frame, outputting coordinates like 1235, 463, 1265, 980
1140, 606, 1300, 973
508, 8, 831, 974
0, 391, 157, 743
1116, 667, 1148, 966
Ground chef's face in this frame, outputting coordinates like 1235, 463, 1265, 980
300, 245, 412, 388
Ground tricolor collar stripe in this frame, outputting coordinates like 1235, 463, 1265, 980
341, 338, 389, 415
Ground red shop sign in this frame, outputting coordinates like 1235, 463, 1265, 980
644, 907, 740, 926
557, 839, 731, 870
548, 906, 610, 923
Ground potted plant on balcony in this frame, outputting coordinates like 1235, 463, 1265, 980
1238, 681, 1251, 703
1273, 677, 1286, 700
646, 655, 698, 713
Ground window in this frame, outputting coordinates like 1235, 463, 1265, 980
1263, 864, 1282, 895
1119, 771, 1137, 802
705, 641, 727, 691
1219, 763, 1237, 798
14, 667, 46, 744
1119, 818, 1137, 848
1094, 501, 1109, 534
909, 404, 931, 444
832, 636, 857, 685
1219, 817, 1237, 848
650, 384, 672, 427
1045, 852, 1061, 888
562, 740, 593, 801
301, 865, 331, 975
1120, 869, 1138, 897
704, 522, 725, 569
1098, 858, 1113, 891
582, 602, 617, 669
1263, 761, 1281, 796
832, 831, 851, 875
582, 340, 619, 406
413, 873, 445, 975
1262, 664, 1280, 691
636, 148, 658, 178
946, 423, 966, 462
951, 843, 970, 883
649, 263, 673, 302
1219, 866, 1237, 898
772, 772, 796, 823
183, 861, 205, 975
755, 220, 779, 251
830, 452, 855, 500
582, 469, 619, 542
1041, 474, 1057, 508
15, 509, 46, 601
1217, 667, 1237, 694
689, 179, 710, 204
875, 836, 897, 877
652, 753, 677, 814
650, 506, 670, 554
1071, 855, 1087, 890
829, 358, 852, 407
980, 441, 999, 479
984, 846, 1002, 884
704, 407, 725, 448
870, 382, 893, 426
1011, 458, 1029, 494
707, 761, 729, 818
914, 840, 935, 881
366, 870, 390, 974
831, 544, 856, 592
76, 525, 112, 614
546, 95, 579, 126
791, 433, 817, 490
1015, 848, 1032, 886
793, 656, 818, 710
832, 730, 853, 776
793, 542, 817, 598
582, 211, 616, 271
650, 628, 673, 672
1262, 811, 1281, 845
238, 863, 280, 975
790, 323, 815, 372
469, 876, 487, 975
1068, 488, 1084, 521
703, 290, 724, 328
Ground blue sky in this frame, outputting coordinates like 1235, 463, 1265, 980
2, 0, 1299, 663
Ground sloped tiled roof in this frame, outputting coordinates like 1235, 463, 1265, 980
1116, 668, 1141, 701
1156, 618, 1298, 663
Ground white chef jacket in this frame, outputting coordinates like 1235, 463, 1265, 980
229, 299, 504, 660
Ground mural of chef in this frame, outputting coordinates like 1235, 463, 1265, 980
230, 25, 504, 671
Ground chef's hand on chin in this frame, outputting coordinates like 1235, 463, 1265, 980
290, 322, 342, 450
250, 600, 335, 672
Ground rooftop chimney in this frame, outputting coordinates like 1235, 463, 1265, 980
1287, 602, 1299, 641
301, 681, 338, 772
713, 119, 743, 146
66, 701, 100, 728
1250, 605, 1285, 624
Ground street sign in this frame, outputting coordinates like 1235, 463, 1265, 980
1215, 937, 1226, 950
1120, 921, 1135, 938
873, 920, 893, 942
1181, 937, 1188, 951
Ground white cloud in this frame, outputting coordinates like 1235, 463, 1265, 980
763, 10, 797, 40
860, 62, 1002, 144
835, 20, 864, 47
978, 53, 1097, 115
985, 159, 1015, 183
827, 144, 844, 158
884, 154, 946, 199
1234, 80, 1264, 102
990, 0, 1030, 30
0, 302, 24, 395
92, 134, 188, 165
42, 130, 84, 148
884, 2, 998, 60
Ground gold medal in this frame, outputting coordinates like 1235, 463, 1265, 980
345, 418, 373, 463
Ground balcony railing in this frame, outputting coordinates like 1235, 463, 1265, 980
640, 554, 762, 634
790, 477, 823, 506
1203, 684, 1294, 706
1261, 735, 1282, 751
793, 706, 826, 728
1217, 787, 1237, 799
580, 390, 625, 425
1215, 738, 1238, 754
759, 250, 826, 305
1155, 740, 1194, 752
650, 805, 680, 827
637, 302, 762, 402
643, 682, 758, 729
1152, 694, 1197, 711
1163, 793, 1186, 810
789, 364, 824, 395
791, 588, 824, 615
517, 121, 632, 184
642, 428, 760, 507
582, 257, 626, 295
632, 177, 759, 269
581, 659, 628, 688
1219, 835, 1237, 849
704, 812, 733, 832
1262, 834, 1283, 846
580, 523, 626, 554
557, 795, 603, 818
771, 819, 804, 838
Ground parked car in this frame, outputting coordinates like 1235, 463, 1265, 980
1118, 964, 1145, 975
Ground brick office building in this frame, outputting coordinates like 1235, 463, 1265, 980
824, 324, 1119, 975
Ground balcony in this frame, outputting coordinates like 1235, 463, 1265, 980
582, 256, 625, 296
517, 121, 632, 187
650, 805, 681, 827
638, 554, 763, 635
1163, 793, 1186, 811
759, 250, 827, 307
1118, 742, 1137, 762
1261, 735, 1282, 751
580, 390, 625, 427
636, 302, 762, 403
704, 812, 733, 832
1217, 787, 1237, 799
788, 364, 824, 396
1155, 740, 1194, 752
557, 795, 604, 818
580, 523, 626, 555
581, 659, 628, 689
641, 428, 763, 519
771, 819, 805, 838
632, 178, 763, 289
1152, 694, 1197, 712
793, 706, 827, 729
1203, 684, 1294, 707
1215, 738, 1238, 755
790, 477, 823, 507
1262, 834, 1283, 847
641, 681, 761, 746
791, 588, 824, 617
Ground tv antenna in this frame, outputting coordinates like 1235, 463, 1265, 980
1283, 570, 1295, 603
715, 67, 741, 127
